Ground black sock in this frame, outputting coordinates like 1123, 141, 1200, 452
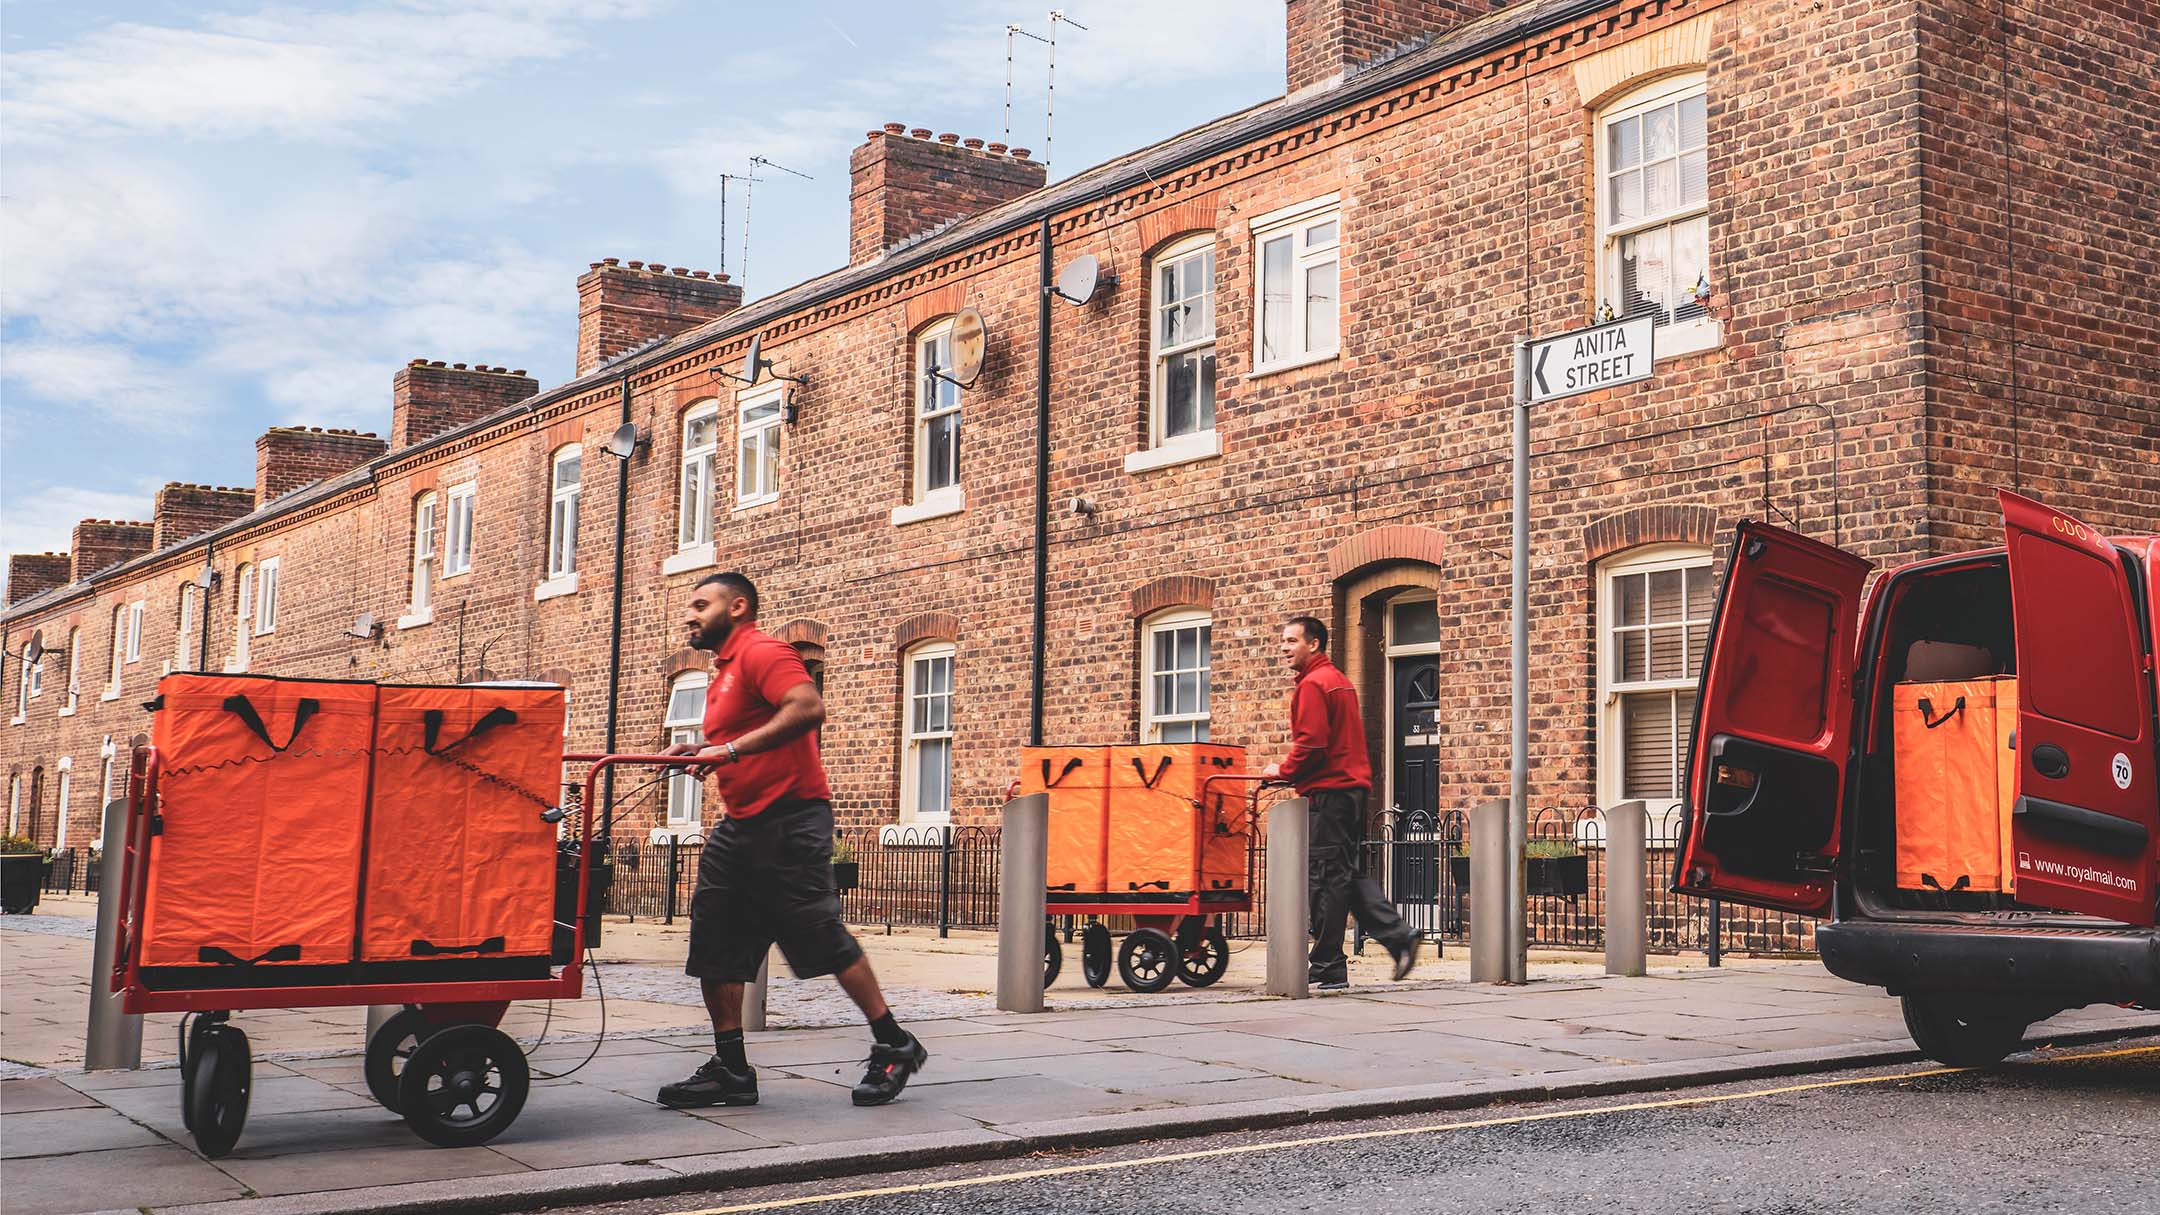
868, 1011, 908, 1048
713, 1029, 747, 1071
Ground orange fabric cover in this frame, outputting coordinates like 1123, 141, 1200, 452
1893, 678, 2018, 894
361, 685, 565, 963
1105, 744, 1247, 896
142, 674, 377, 967
1023, 746, 1110, 895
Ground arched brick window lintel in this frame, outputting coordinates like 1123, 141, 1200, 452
1585, 505, 1721, 566
1325, 524, 1447, 584
774, 618, 829, 648
659, 648, 714, 679
894, 612, 959, 653
1129, 575, 1216, 620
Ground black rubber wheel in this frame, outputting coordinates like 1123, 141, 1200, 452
1118, 928, 1177, 993
186, 1024, 251, 1159
398, 1024, 531, 1148
1081, 923, 1113, 988
1044, 923, 1063, 987
364, 1008, 433, 1114
1901, 995, 2029, 1067
1176, 925, 1230, 988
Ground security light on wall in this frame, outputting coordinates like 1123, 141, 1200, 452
603, 422, 649, 460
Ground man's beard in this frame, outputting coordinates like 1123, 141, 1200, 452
691, 616, 734, 652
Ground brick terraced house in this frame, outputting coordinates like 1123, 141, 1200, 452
6, 0, 2156, 862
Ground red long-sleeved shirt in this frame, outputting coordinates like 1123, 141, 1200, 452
1278, 654, 1372, 795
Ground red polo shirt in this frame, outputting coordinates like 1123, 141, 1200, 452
1278, 654, 1373, 796
702, 624, 831, 819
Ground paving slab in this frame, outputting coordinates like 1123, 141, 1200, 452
0, 1077, 99, 1113
482, 1086, 764, 1171
0, 1144, 249, 1215
0, 1106, 165, 1158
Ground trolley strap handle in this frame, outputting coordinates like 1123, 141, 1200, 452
222, 696, 320, 753
1040, 756, 1085, 787
410, 935, 507, 957
1128, 880, 1172, 891
1917, 696, 1966, 729
423, 706, 518, 755
1920, 873, 1972, 893
1131, 756, 1174, 789
198, 944, 302, 966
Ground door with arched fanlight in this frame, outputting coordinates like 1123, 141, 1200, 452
1385, 595, 1442, 821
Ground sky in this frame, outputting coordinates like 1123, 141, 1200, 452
0, 0, 1286, 590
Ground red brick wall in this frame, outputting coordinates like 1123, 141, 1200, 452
255, 428, 387, 506
6, 555, 70, 607
152, 484, 254, 550
849, 127, 1046, 265
69, 522, 152, 584
1287, 0, 1492, 93
391, 363, 541, 450
575, 261, 742, 376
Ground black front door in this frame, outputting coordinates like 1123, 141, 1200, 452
1392, 658, 1440, 819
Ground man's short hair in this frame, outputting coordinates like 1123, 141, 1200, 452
1287, 615, 1327, 650
697, 571, 759, 619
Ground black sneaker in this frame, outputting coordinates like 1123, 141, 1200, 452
658, 1057, 758, 1108
1315, 977, 1351, 991
851, 1035, 929, 1107
1388, 936, 1422, 981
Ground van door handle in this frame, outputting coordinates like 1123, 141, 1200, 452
2031, 744, 2070, 780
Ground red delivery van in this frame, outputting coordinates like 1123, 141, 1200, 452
1674, 490, 2158, 1066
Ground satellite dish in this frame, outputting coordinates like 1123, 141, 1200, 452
1053, 254, 1100, 306
947, 308, 988, 387
605, 421, 643, 460
740, 333, 765, 385
23, 631, 44, 665
347, 612, 378, 639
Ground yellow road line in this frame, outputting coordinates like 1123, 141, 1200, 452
670, 1043, 2160, 1214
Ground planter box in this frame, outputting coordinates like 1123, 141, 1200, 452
1529, 853, 1590, 897
0, 854, 53, 915
1446, 854, 1471, 892
832, 861, 860, 892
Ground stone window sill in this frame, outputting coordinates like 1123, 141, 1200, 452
100, 689, 121, 703
397, 609, 433, 631
1247, 349, 1339, 380
662, 544, 717, 577
8, 715, 23, 727
891, 489, 965, 528
58, 706, 76, 718
533, 574, 579, 602
1652, 317, 1723, 362
733, 493, 780, 513
1125, 431, 1222, 474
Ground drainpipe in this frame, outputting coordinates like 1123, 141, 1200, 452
197, 541, 214, 671
602, 371, 632, 831
1029, 216, 1052, 746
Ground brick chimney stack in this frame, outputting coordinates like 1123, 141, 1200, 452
70, 520, 153, 583
1285, 0, 1492, 95
849, 125, 1046, 266
6, 553, 73, 605
391, 361, 541, 450
576, 261, 743, 377
152, 483, 256, 549
255, 427, 388, 507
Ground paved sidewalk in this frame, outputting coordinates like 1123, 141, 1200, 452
6, 904, 2158, 1215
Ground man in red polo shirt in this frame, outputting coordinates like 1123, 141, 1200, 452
656, 572, 927, 1109
1261, 614, 1420, 990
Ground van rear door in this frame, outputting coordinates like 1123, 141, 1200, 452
1674, 522, 1871, 915
2000, 491, 2158, 926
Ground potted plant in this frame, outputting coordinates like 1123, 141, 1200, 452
1527, 838, 1590, 897
1445, 846, 1471, 893
831, 836, 860, 892
0, 835, 53, 915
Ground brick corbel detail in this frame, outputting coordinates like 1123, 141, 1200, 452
774, 619, 829, 648
894, 612, 959, 652
659, 647, 714, 679
1584, 505, 1722, 564
1326, 524, 1447, 582
1129, 575, 1216, 619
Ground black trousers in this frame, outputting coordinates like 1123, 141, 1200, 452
1307, 787, 1411, 984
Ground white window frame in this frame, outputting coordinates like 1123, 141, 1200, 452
253, 559, 279, 635
27, 644, 43, 698
1381, 593, 1444, 814
539, 444, 582, 595
443, 484, 476, 578
1250, 195, 1342, 375
1595, 73, 1719, 360
1144, 234, 1221, 466
907, 320, 964, 514
735, 386, 784, 509
663, 671, 708, 833
228, 564, 254, 671
403, 494, 437, 628
6, 774, 16, 833
53, 758, 70, 851
106, 603, 127, 694
678, 402, 720, 552
900, 642, 956, 824
125, 601, 144, 660
13, 653, 28, 723
1595, 543, 1715, 829
61, 627, 80, 715
1141, 609, 1213, 743
176, 586, 197, 672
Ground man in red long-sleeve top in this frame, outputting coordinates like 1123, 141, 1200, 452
1261, 615, 1420, 989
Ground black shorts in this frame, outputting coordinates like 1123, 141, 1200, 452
685, 799, 864, 983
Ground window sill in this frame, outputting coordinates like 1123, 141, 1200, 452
662, 544, 717, 577
397, 609, 433, 631
1247, 350, 1339, 380
1652, 318, 1722, 362
891, 489, 965, 527
733, 494, 780, 513
880, 822, 951, 846
8, 715, 23, 727
58, 706, 76, 718
441, 567, 472, 582
1125, 431, 1221, 474
533, 574, 580, 602
100, 689, 121, 703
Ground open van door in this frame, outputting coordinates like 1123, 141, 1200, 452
2000, 491, 2158, 926
1674, 522, 1871, 915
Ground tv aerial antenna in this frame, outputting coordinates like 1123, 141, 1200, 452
739, 155, 814, 290
1006, 11, 1084, 170
716, 170, 761, 277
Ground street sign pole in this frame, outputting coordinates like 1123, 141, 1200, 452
1507, 336, 1531, 985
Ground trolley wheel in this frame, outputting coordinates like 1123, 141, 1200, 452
398, 1024, 531, 1148
1118, 928, 1177, 993
186, 1024, 251, 1159
1081, 923, 1113, 988
1044, 923, 1063, 987
1176, 924, 1230, 988
365, 1008, 433, 1114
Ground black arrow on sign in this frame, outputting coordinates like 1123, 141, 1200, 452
1532, 343, 1553, 398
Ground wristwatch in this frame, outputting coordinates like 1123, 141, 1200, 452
724, 741, 740, 764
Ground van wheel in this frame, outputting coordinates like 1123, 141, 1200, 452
1900, 995, 2029, 1067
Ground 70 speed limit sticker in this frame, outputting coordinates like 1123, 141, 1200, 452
2115, 753, 2134, 791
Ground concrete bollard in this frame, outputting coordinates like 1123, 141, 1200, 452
996, 795, 1049, 1013
85, 798, 143, 1071
1470, 798, 1509, 984
1604, 800, 1649, 977
743, 949, 770, 1032
1265, 798, 1310, 999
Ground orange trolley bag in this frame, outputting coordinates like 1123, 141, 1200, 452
359, 683, 566, 980
1105, 743, 1247, 899
140, 673, 379, 987
1021, 745, 1112, 898
1893, 677, 2019, 897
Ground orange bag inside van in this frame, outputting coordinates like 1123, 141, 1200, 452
141, 674, 378, 972
360, 684, 565, 967
1105, 744, 1247, 897
1893, 677, 2018, 894
1022, 746, 1110, 896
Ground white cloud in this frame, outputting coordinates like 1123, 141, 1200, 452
0, 341, 210, 431
0, 482, 164, 561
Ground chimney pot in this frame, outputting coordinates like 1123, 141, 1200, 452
512, 369, 527, 377
938, 132, 959, 144
628, 260, 645, 269
1010, 147, 1032, 159
988, 142, 1008, 155
910, 127, 932, 139
692, 270, 710, 279
603, 257, 621, 266
883, 122, 908, 134
964, 137, 985, 150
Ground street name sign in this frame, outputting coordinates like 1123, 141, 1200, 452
1525, 315, 1655, 404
